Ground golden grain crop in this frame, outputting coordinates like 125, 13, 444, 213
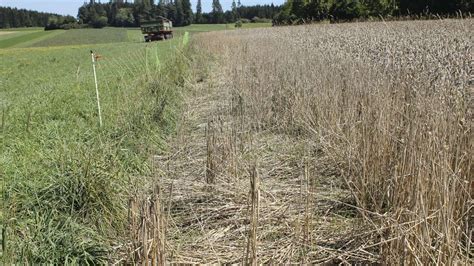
192, 19, 473, 264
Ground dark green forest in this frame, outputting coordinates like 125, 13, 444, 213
78, 0, 193, 28
77, 0, 280, 27
195, 0, 281, 24
274, 0, 474, 24
0, 7, 75, 29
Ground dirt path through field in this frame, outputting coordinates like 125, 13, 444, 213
144, 53, 377, 263
0, 31, 14, 36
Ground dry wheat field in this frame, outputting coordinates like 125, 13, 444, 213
128, 19, 473, 265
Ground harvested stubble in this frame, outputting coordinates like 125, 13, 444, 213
157, 85, 364, 263
187, 19, 473, 264
128, 184, 166, 265
144, 31, 369, 264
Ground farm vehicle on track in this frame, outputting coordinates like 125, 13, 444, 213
141, 17, 173, 42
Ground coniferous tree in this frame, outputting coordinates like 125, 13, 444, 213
196, 0, 203, 23
11, 4, 72, 29
290, 0, 306, 18
232, 0, 238, 20
167, 2, 177, 22
182, 0, 193, 25
212, 0, 224, 23
174, 0, 184, 25
275, 0, 472, 25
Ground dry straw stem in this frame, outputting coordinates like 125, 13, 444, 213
245, 163, 260, 265
302, 159, 314, 260
205, 119, 217, 185
128, 160, 166, 265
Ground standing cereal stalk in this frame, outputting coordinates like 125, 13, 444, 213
245, 163, 259, 265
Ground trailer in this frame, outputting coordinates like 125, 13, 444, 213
141, 17, 173, 42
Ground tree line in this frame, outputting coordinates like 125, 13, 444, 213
195, 0, 281, 24
78, 0, 280, 28
274, 0, 474, 24
0, 7, 75, 29
78, 0, 194, 28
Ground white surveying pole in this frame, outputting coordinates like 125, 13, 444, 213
91, 50, 103, 127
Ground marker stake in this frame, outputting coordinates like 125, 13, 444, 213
91, 51, 103, 128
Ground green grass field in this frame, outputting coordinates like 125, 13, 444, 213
0, 30, 57, 48
1, 26, 192, 263
31, 28, 129, 47
0, 31, 33, 41
0, 27, 44, 32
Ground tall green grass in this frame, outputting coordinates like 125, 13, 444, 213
1, 34, 192, 263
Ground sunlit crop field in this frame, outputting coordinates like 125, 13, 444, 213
184, 19, 473, 264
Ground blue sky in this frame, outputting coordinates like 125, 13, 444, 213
1, 0, 285, 16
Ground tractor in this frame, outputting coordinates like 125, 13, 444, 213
141, 17, 173, 42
